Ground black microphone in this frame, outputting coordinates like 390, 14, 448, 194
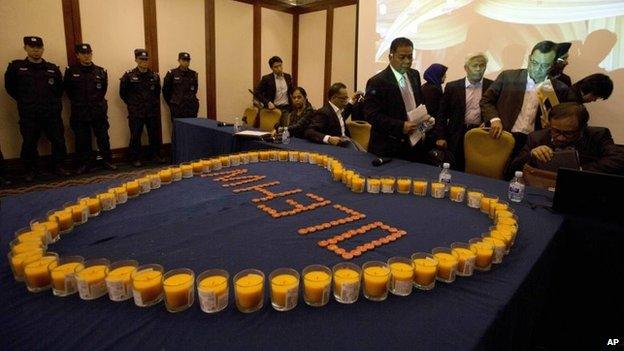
372, 157, 392, 167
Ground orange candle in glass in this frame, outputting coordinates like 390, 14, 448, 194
79, 197, 101, 216
380, 176, 395, 193
24, 253, 59, 292
126, 180, 140, 197
412, 179, 428, 196
48, 209, 74, 233
396, 177, 411, 194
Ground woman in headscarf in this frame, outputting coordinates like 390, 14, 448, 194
421, 63, 448, 118
550, 42, 572, 86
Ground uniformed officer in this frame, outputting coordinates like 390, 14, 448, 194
4, 36, 69, 181
119, 49, 163, 167
162, 52, 199, 119
64, 43, 116, 174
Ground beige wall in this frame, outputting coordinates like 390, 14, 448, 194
80, 0, 145, 150
0, 0, 69, 159
298, 10, 327, 109
331, 5, 357, 93
0, 1, 361, 162
215, 0, 253, 123
261, 8, 293, 76
156, 0, 207, 143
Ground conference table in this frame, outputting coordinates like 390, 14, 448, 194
0, 118, 577, 350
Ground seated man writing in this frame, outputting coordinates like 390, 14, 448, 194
509, 102, 624, 175
304, 82, 357, 147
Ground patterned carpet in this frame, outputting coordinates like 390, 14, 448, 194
0, 165, 167, 197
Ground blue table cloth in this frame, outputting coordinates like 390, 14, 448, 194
0, 136, 565, 350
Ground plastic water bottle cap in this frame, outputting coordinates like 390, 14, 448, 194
442, 163, 450, 169
515, 171, 523, 177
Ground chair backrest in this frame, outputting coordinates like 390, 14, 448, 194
258, 108, 282, 132
464, 128, 515, 179
243, 106, 258, 127
346, 120, 372, 151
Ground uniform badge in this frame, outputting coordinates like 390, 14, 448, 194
48, 78, 55, 85
96, 83, 102, 89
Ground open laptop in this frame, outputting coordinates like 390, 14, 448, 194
552, 168, 624, 219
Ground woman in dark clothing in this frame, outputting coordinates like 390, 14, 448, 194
281, 87, 315, 138
421, 63, 447, 118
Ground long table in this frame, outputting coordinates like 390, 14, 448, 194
0, 118, 578, 350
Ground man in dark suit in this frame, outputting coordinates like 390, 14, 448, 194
363, 37, 427, 161
435, 52, 493, 171
481, 41, 577, 158
509, 102, 624, 175
254, 56, 293, 111
304, 83, 352, 146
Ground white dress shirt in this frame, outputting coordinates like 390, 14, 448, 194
464, 77, 483, 125
322, 101, 347, 144
390, 65, 417, 113
274, 74, 288, 106
511, 74, 539, 134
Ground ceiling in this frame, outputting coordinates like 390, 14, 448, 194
273, 0, 326, 5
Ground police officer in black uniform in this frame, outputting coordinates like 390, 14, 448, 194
120, 49, 163, 167
4, 36, 69, 181
162, 52, 199, 119
64, 43, 116, 174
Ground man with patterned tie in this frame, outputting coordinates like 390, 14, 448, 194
362, 37, 428, 162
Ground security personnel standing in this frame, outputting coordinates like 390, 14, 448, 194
4, 36, 69, 181
162, 52, 199, 119
64, 43, 116, 174
120, 49, 163, 167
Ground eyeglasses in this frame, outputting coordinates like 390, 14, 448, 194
529, 60, 552, 70
551, 127, 579, 139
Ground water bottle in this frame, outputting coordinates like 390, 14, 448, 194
234, 117, 242, 132
438, 162, 452, 191
508, 171, 525, 203
419, 117, 436, 133
281, 127, 290, 145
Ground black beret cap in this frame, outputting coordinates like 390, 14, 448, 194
23, 36, 43, 47
134, 49, 149, 59
75, 43, 92, 53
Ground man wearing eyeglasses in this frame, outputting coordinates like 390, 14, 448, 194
509, 102, 624, 176
481, 41, 576, 159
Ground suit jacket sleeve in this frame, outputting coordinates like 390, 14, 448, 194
480, 72, 505, 123
363, 79, 405, 138
509, 131, 537, 172
582, 128, 624, 175
304, 110, 329, 144
101, 68, 108, 98
162, 71, 173, 103
254, 76, 271, 106
119, 74, 129, 104
53, 66, 63, 98
63, 67, 71, 98
4, 62, 17, 100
